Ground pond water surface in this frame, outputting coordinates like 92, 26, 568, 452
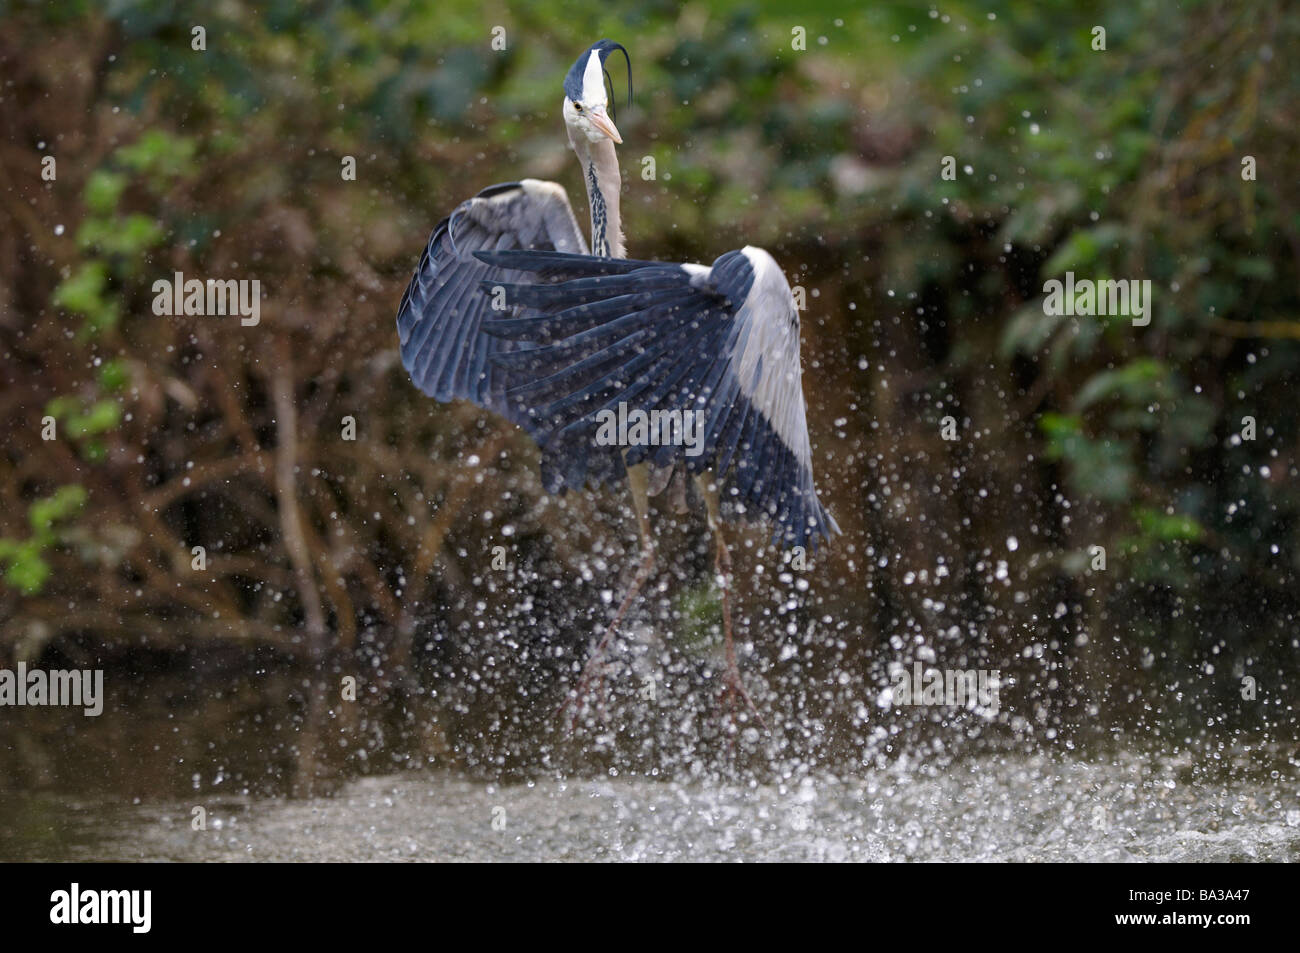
5, 748, 1296, 862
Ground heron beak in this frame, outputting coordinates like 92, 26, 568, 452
587, 106, 622, 144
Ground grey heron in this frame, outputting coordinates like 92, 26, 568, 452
397, 39, 839, 728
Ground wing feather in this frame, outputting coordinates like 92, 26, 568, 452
396, 179, 587, 422
477, 245, 839, 548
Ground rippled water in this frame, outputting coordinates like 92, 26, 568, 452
7, 749, 1297, 862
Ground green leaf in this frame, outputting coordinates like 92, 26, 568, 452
97, 359, 131, 392
78, 213, 163, 257
52, 262, 120, 334
84, 169, 128, 215
1072, 358, 1167, 412
4, 546, 51, 595
45, 395, 79, 420
1041, 224, 1128, 277
672, 583, 723, 654
1135, 506, 1204, 542
66, 399, 121, 438
53, 262, 109, 316
116, 130, 197, 180
28, 485, 89, 531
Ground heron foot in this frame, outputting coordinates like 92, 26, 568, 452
717, 658, 767, 735
556, 637, 615, 731
558, 521, 656, 734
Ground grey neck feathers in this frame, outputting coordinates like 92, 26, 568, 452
574, 136, 624, 259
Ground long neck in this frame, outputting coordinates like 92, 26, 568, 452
573, 136, 624, 259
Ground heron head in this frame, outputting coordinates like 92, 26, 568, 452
562, 39, 631, 145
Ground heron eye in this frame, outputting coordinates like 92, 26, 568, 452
573, 103, 584, 112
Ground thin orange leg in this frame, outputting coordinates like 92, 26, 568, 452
697, 473, 766, 733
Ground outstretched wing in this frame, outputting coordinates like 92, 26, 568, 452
476, 246, 840, 549
396, 179, 588, 420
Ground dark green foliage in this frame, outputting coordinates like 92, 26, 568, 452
0, 0, 1295, 756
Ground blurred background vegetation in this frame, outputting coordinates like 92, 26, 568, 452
0, 0, 1296, 791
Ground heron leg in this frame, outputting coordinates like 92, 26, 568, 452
698, 475, 766, 733
559, 463, 655, 727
